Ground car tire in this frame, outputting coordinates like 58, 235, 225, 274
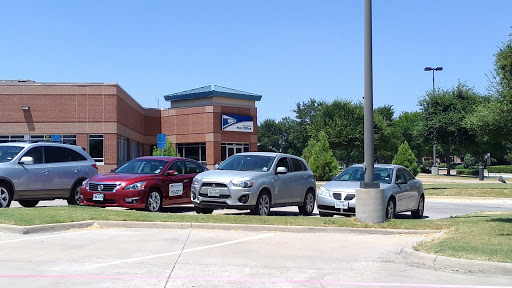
145, 190, 162, 212
411, 195, 425, 219
298, 189, 315, 216
386, 198, 396, 219
18, 200, 39, 208
67, 181, 83, 206
250, 191, 271, 216
0, 183, 13, 208
194, 206, 214, 214
319, 212, 334, 217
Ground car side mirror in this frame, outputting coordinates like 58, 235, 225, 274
19, 156, 34, 165
396, 178, 407, 185
276, 167, 288, 174
166, 170, 178, 176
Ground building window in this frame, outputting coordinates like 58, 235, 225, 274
130, 140, 139, 160
89, 134, 104, 164
221, 143, 249, 161
118, 136, 127, 166
62, 135, 77, 145
177, 143, 206, 164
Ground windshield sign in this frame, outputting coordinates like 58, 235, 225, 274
115, 159, 168, 174
218, 155, 275, 172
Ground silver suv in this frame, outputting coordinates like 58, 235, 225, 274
191, 152, 316, 216
0, 142, 98, 208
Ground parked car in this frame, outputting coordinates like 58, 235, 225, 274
0, 142, 98, 208
191, 152, 316, 216
80, 156, 207, 212
316, 164, 424, 219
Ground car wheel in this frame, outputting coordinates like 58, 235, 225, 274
251, 191, 271, 216
18, 200, 39, 208
386, 198, 396, 219
0, 184, 13, 208
319, 212, 334, 217
411, 195, 425, 219
67, 181, 82, 206
194, 206, 214, 214
145, 190, 162, 212
298, 189, 315, 216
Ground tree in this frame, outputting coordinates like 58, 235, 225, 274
374, 106, 399, 163
152, 138, 179, 156
419, 82, 482, 175
392, 141, 419, 176
392, 111, 427, 162
302, 131, 339, 181
258, 119, 286, 152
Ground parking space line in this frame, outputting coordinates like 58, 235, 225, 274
87, 232, 275, 269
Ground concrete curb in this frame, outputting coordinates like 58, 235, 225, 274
400, 247, 512, 275
0, 221, 441, 235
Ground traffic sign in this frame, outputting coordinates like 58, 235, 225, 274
157, 134, 166, 149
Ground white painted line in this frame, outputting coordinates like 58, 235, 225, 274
88, 232, 275, 269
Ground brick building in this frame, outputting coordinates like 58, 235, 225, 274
0, 80, 261, 172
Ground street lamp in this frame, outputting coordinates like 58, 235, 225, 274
424, 66, 443, 174
424, 67, 443, 92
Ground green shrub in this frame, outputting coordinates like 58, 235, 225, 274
454, 164, 465, 170
392, 141, 419, 176
456, 168, 479, 176
302, 131, 339, 181
439, 163, 447, 168
488, 165, 512, 173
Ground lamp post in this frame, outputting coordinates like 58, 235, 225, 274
424, 66, 443, 174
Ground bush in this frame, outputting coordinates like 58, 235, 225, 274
439, 163, 447, 168
488, 165, 512, 173
392, 141, 419, 176
456, 168, 479, 176
302, 131, 339, 181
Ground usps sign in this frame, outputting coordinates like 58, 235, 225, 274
222, 114, 254, 132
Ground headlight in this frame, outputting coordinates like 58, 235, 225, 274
81, 179, 89, 188
124, 181, 146, 190
232, 179, 255, 188
192, 178, 201, 187
318, 186, 331, 197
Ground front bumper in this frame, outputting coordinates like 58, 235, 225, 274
80, 187, 146, 209
191, 182, 256, 210
316, 193, 356, 215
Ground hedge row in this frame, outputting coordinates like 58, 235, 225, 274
456, 168, 479, 176
488, 165, 512, 173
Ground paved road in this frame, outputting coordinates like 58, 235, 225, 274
10, 197, 512, 219
1, 226, 512, 288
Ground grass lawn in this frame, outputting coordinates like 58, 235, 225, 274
424, 183, 512, 198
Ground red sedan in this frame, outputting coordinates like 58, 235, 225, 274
80, 156, 207, 212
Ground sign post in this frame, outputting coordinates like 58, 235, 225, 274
157, 134, 166, 156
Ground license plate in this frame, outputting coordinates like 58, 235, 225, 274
208, 188, 220, 197
93, 193, 104, 201
335, 201, 348, 209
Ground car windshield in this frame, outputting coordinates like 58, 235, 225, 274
334, 166, 393, 184
0, 146, 24, 163
115, 159, 168, 174
218, 155, 275, 172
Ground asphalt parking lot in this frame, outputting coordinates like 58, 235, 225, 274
2, 225, 512, 288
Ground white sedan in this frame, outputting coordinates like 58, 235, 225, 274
316, 164, 424, 219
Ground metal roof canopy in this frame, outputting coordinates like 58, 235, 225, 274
164, 85, 262, 102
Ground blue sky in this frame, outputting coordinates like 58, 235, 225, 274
1, 0, 511, 122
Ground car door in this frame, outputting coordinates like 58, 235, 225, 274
163, 160, 188, 205
289, 157, 308, 202
394, 168, 417, 212
15, 146, 51, 199
182, 160, 205, 202
273, 157, 295, 204
402, 169, 421, 210
45, 146, 77, 197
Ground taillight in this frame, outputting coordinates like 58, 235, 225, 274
92, 164, 98, 171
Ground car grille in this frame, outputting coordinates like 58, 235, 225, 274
88, 182, 119, 192
333, 193, 356, 201
201, 183, 227, 188
85, 198, 117, 204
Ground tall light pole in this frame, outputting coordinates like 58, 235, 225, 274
424, 66, 443, 172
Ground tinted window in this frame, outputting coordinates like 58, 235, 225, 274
290, 158, 304, 172
218, 155, 275, 172
67, 148, 87, 161
168, 161, 184, 174
45, 147, 70, 163
276, 157, 290, 171
396, 169, 406, 183
402, 168, 415, 181
184, 161, 204, 174
23, 147, 44, 164
116, 159, 168, 174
